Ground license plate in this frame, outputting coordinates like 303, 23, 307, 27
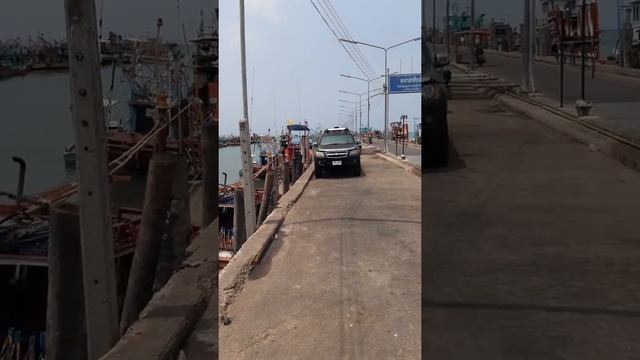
332, 160, 342, 166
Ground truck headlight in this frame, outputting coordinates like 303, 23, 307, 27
315, 151, 325, 159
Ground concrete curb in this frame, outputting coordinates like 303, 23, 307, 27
376, 153, 421, 177
495, 93, 640, 172
485, 49, 640, 80
100, 220, 218, 360
218, 164, 315, 318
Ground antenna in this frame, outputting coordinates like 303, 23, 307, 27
251, 67, 255, 124
297, 81, 301, 123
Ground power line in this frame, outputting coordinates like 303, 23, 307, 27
320, 0, 376, 78
314, 0, 372, 78
310, 0, 370, 79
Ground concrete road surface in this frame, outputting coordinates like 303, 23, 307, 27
217, 156, 421, 359
370, 138, 421, 168
481, 52, 640, 141
482, 52, 640, 103
424, 99, 640, 359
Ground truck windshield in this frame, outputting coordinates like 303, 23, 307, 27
320, 134, 354, 146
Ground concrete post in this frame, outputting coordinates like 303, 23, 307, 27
470, 0, 476, 69
257, 171, 274, 227
47, 203, 87, 360
63, 0, 119, 355
239, 119, 256, 237
522, 0, 536, 93
155, 155, 190, 290
283, 161, 291, 193
233, 188, 247, 252
446, 0, 450, 56
120, 155, 176, 335
201, 121, 218, 228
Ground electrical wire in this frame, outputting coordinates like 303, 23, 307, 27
310, 0, 370, 79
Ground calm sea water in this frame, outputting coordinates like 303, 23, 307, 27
0, 67, 129, 198
219, 143, 267, 186
219, 146, 242, 185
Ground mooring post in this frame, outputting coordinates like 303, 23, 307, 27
47, 203, 87, 360
233, 187, 247, 252
63, 0, 119, 356
257, 170, 274, 227
11, 157, 25, 207
271, 165, 280, 210
201, 121, 218, 228
283, 161, 291, 193
120, 154, 176, 335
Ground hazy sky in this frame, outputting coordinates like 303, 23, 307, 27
220, 0, 421, 136
0, 0, 212, 42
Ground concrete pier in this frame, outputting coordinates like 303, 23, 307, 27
186, 155, 421, 359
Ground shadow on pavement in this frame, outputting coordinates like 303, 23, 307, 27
422, 138, 467, 174
315, 168, 366, 179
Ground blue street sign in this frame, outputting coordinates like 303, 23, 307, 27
388, 73, 421, 94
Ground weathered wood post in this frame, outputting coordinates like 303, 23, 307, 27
283, 161, 291, 193
201, 121, 218, 228
233, 188, 247, 252
63, 0, 119, 356
257, 170, 274, 226
47, 203, 87, 360
11, 156, 25, 207
291, 154, 298, 184
271, 165, 280, 210
120, 154, 176, 335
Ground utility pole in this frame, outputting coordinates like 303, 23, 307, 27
446, 0, 451, 56
522, 0, 536, 93
63, 0, 118, 357
617, 0, 622, 67
433, 0, 436, 45
239, 0, 256, 236
470, 0, 476, 69
367, 81, 370, 134
581, 0, 586, 100
384, 56, 389, 153
560, 10, 565, 107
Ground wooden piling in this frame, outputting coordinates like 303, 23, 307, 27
283, 161, 291, 193
257, 171, 274, 227
47, 203, 87, 360
201, 121, 218, 228
233, 188, 247, 252
291, 155, 298, 184
120, 154, 176, 335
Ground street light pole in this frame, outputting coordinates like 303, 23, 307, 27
340, 74, 386, 136
433, 0, 436, 45
581, 0, 586, 100
339, 37, 420, 154
384, 49, 389, 152
446, 0, 450, 56
470, 0, 476, 70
